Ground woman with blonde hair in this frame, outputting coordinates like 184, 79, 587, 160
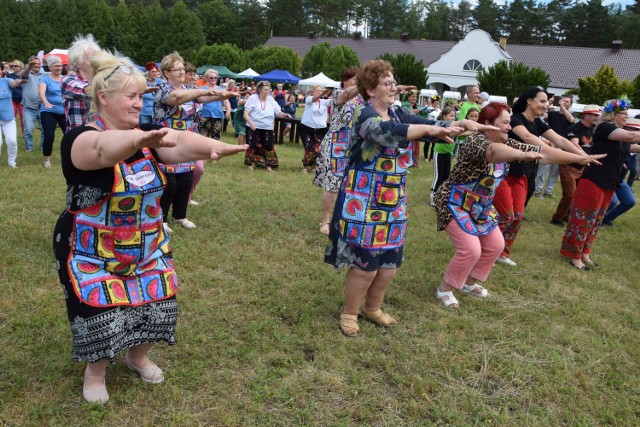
53, 50, 246, 403
153, 52, 237, 230
561, 99, 640, 270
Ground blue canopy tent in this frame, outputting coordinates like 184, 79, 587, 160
252, 69, 300, 84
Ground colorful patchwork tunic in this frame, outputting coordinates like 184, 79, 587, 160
153, 82, 200, 173
54, 124, 178, 363
434, 132, 540, 234
313, 91, 363, 192
325, 103, 446, 271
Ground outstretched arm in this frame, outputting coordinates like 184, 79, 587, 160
155, 129, 247, 164
71, 128, 178, 170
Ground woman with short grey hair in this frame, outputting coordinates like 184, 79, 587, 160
62, 33, 101, 129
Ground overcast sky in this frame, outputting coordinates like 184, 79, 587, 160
447, 0, 633, 6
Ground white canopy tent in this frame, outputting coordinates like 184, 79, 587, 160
418, 89, 438, 106
236, 68, 259, 79
488, 95, 508, 105
298, 72, 341, 88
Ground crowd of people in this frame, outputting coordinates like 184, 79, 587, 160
3, 37, 639, 404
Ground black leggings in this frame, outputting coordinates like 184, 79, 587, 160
41, 111, 66, 156
431, 152, 452, 195
161, 172, 194, 221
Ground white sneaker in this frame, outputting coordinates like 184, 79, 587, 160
496, 256, 517, 267
163, 223, 173, 234
176, 218, 196, 229
188, 200, 200, 206
43, 160, 52, 168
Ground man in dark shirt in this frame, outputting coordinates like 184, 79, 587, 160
550, 104, 600, 226
535, 95, 575, 198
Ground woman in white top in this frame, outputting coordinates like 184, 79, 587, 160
243, 80, 290, 172
299, 85, 332, 173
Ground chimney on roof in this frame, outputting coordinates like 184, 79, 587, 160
499, 37, 507, 50
308, 31, 316, 39
353, 31, 362, 40
611, 40, 622, 53
401, 32, 409, 42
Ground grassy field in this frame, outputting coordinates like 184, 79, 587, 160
0, 127, 639, 426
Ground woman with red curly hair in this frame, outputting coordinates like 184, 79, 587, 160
561, 99, 640, 270
324, 60, 496, 335
434, 103, 604, 308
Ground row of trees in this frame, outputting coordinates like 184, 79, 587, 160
1, 0, 638, 105
1, 0, 640, 66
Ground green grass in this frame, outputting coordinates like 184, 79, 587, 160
0, 127, 639, 426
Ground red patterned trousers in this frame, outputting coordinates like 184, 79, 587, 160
560, 178, 613, 260
493, 175, 527, 258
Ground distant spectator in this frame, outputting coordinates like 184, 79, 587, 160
299, 85, 331, 173
478, 91, 490, 107
140, 62, 163, 125
243, 80, 291, 172
7, 60, 25, 135
39, 55, 66, 168
1, 70, 26, 168
20, 56, 45, 151
273, 83, 287, 109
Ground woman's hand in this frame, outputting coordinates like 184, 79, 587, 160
459, 120, 499, 133
396, 84, 416, 94
209, 143, 248, 161
203, 88, 223, 97
44, 102, 53, 110
143, 86, 159, 95
428, 126, 464, 144
577, 153, 606, 166
132, 128, 177, 150
249, 122, 256, 131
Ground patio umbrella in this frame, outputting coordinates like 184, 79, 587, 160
43, 48, 69, 65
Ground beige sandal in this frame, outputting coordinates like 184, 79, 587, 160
319, 223, 330, 235
360, 308, 398, 327
339, 313, 360, 337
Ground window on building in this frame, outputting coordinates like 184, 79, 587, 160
463, 60, 483, 72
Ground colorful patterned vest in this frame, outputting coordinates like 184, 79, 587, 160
330, 95, 363, 177
337, 107, 413, 250
447, 161, 506, 236
67, 147, 177, 307
159, 100, 199, 174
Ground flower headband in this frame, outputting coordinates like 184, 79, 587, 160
602, 97, 632, 113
